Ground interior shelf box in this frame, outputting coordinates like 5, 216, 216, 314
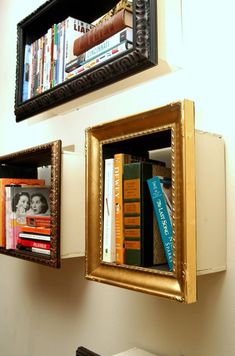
15, 0, 157, 122
0, 140, 84, 268
86, 100, 226, 303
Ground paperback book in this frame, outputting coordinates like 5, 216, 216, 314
147, 176, 173, 271
5, 185, 50, 250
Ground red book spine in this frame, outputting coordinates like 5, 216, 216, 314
17, 237, 50, 250
73, 9, 132, 56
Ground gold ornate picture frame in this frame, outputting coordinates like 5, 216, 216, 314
85, 100, 197, 303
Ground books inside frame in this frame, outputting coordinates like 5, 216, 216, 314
86, 100, 197, 303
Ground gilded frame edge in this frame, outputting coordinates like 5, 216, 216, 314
85, 100, 196, 303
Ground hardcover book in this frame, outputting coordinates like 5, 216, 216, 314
22, 44, 31, 101
93, 0, 133, 27
64, 17, 93, 70
17, 245, 50, 255
123, 162, 171, 267
65, 41, 132, 80
17, 237, 50, 250
123, 161, 154, 266
102, 158, 116, 262
147, 176, 173, 271
114, 153, 150, 264
65, 27, 133, 73
18, 232, 50, 242
151, 165, 171, 265
20, 225, 51, 235
73, 9, 133, 57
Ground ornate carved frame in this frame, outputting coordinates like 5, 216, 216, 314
85, 100, 197, 303
15, 0, 157, 121
0, 140, 61, 268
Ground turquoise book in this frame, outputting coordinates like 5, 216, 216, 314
147, 176, 173, 271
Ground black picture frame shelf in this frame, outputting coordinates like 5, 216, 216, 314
15, 0, 157, 122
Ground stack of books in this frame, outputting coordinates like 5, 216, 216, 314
17, 215, 51, 256
102, 153, 173, 271
0, 177, 51, 257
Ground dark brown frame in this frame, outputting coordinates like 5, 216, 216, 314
0, 140, 62, 268
15, 0, 157, 122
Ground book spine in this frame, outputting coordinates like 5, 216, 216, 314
38, 36, 44, 94
64, 17, 93, 76
19, 232, 51, 242
22, 44, 31, 101
147, 176, 173, 271
58, 20, 65, 84
43, 27, 52, 91
52, 23, 58, 87
5, 186, 14, 249
114, 153, 125, 264
17, 237, 50, 250
93, 0, 133, 27
65, 27, 133, 73
65, 41, 132, 80
26, 215, 51, 227
17, 245, 51, 255
123, 163, 141, 265
21, 225, 51, 235
73, 9, 133, 56
102, 158, 116, 262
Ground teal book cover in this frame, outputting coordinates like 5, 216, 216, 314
147, 176, 173, 271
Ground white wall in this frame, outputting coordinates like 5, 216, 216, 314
0, 0, 235, 355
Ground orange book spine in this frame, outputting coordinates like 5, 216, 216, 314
21, 225, 51, 235
73, 9, 133, 56
114, 153, 125, 264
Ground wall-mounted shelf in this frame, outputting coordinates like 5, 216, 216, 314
85, 100, 226, 303
14, 0, 157, 122
0, 140, 84, 267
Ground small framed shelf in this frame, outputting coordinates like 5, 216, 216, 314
15, 0, 157, 122
85, 100, 226, 303
0, 140, 85, 267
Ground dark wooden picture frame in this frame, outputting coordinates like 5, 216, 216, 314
0, 140, 62, 268
15, 0, 157, 122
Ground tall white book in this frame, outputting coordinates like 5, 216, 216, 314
102, 158, 116, 262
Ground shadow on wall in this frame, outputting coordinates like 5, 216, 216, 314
23, 257, 88, 315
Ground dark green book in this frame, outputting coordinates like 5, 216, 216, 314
123, 161, 155, 266
123, 161, 171, 267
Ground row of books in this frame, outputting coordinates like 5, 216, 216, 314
0, 177, 51, 257
22, 0, 133, 101
102, 154, 173, 271
22, 17, 93, 101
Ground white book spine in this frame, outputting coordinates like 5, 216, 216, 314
5, 186, 13, 249
64, 17, 93, 75
102, 158, 116, 262
65, 27, 133, 73
65, 41, 132, 80
85, 27, 133, 61
31, 247, 50, 255
19, 232, 51, 242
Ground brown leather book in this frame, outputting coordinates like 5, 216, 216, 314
73, 9, 133, 57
